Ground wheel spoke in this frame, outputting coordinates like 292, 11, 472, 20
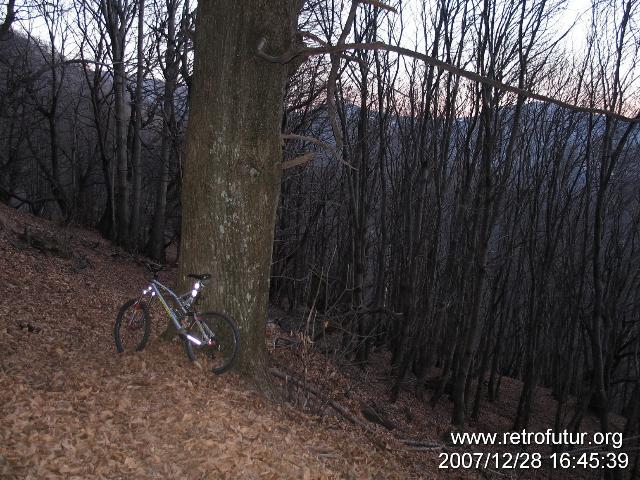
187, 312, 239, 374
114, 299, 151, 353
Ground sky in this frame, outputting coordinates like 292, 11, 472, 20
16, 0, 595, 56
398, 0, 594, 51
11, 0, 635, 109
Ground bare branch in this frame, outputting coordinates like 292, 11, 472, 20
359, 0, 397, 13
282, 133, 337, 157
260, 39, 640, 124
281, 133, 356, 169
270, 368, 371, 430
0, 0, 16, 39
281, 152, 314, 169
300, 31, 365, 65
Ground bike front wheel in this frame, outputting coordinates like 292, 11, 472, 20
187, 311, 240, 374
114, 299, 151, 352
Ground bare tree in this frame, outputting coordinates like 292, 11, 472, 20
0, 0, 16, 39
99, 0, 134, 246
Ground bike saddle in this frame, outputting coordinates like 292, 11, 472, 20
187, 273, 211, 281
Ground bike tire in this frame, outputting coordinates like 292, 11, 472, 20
188, 311, 240, 374
114, 299, 151, 353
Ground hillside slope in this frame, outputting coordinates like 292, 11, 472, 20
0, 204, 414, 479
1, 204, 629, 480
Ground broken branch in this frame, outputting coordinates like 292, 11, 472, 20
282, 152, 315, 169
270, 367, 369, 429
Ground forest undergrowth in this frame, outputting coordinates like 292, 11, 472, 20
0, 204, 624, 479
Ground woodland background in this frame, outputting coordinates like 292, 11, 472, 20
1, 0, 640, 476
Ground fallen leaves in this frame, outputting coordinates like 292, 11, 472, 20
0, 204, 411, 479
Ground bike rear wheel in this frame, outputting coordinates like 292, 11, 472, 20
187, 311, 240, 374
114, 299, 151, 352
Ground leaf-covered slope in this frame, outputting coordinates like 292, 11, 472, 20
0, 204, 410, 479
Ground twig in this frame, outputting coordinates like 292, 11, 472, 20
398, 438, 441, 448
362, 404, 396, 430
300, 31, 365, 65
282, 133, 337, 156
360, 0, 397, 13
269, 367, 369, 429
282, 152, 315, 170
282, 133, 356, 169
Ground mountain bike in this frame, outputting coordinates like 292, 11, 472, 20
114, 261, 240, 374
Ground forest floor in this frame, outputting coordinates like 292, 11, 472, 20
0, 203, 625, 479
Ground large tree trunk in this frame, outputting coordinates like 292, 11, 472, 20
177, 0, 297, 385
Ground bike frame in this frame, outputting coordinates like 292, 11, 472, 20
139, 279, 204, 345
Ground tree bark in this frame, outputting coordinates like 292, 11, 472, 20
0, 0, 15, 39
149, 0, 179, 261
177, 0, 299, 385
101, 0, 131, 246
130, 0, 145, 251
